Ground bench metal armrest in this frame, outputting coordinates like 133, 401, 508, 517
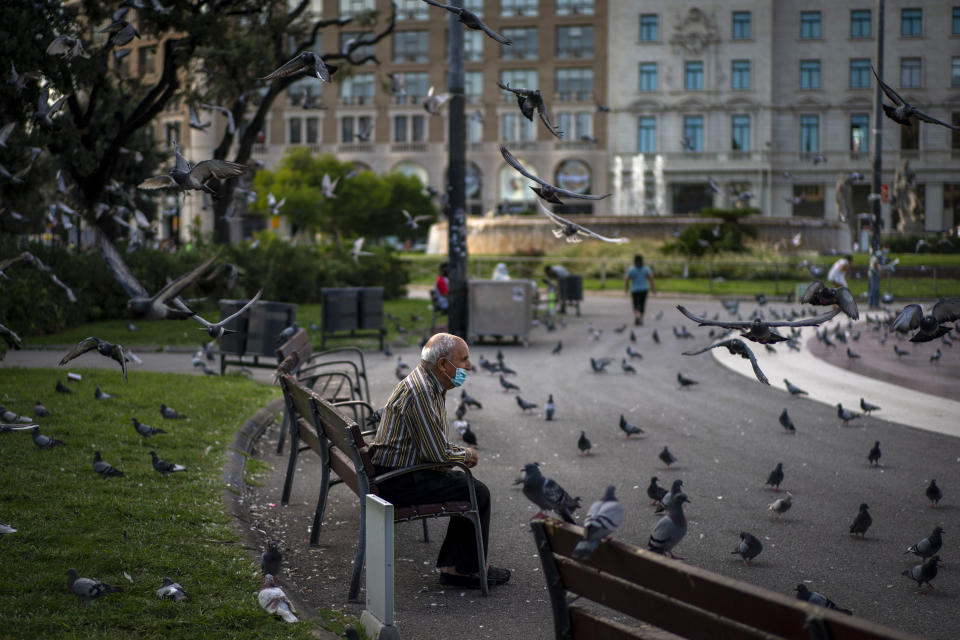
372, 461, 479, 510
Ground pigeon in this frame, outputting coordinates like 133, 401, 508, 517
925, 479, 942, 508
626, 346, 642, 359
349, 237, 373, 262
0, 322, 23, 350
677, 305, 840, 344
462, 423, 477, 447
262, 51, 336, 82
401, 208, 432, 230
133, 417, 165, 437
872, 65, 960, 131
859, 398, 880, 414
656, 479, 684, 512
784, 379, 808, 397
619, 414, 643, 438
516, 396, 538, 412
658, 446, 676, 468
497, 86, 563, 139
59, 337, 127, 380
837, 404, 860, 426
501, 146, 608, 204
572, 486, 623, 560
891, 299, 960, 342
846, 347, 860, 359
499, 375, 519, 392
32, 427, 65, 448
867, 441, 881, 466
778, 408, 796, 434
455, 401, 467, 421
258, 574, 298, 623
422, 85, 451, 115
590, 357, 613, 372
46, 35, 90, 59
138, 142, 245, 195
101, 19, 140, 47
893, 345, 910, 357
677, 373, 697, 388
0, 406, 31, 423
930, 348, 942, 362
903, 556, 940, 595
116, 252, 219, 320
682, 339, 769, 385
33, 401, 51, 417
766, 463, 784, 491
621, 358, 636, 374
849, 503, 872, 538
768, 492, 793, 520
93, 451, 124, 478
794, 584, 852, 614
422, 0, 511, 43
188, 105, 210, 131
522, 462, 580, 523
905, 526, 944, 559
56, 379, 72, 394
652, 329, 660, 344
577, 431, 591, 455
545, 394, 555, 421
94, 385, 117, 400
150, 450, 186, 476
160, 404, 186, 419
647, 492, 688, 558
800, 280, 859, 320
191, 290, 263, 339
156, 577, 188, 602
66, 569, 122, 605
261, 541, 282, 576
534, 199, 625, 243
647, 477, 668, 505
321, 173, 340, 199
551, 341, 562, 355
731, 532, 763, 565
0, 523, 16, 534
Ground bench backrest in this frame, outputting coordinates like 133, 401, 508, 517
276, 328, 313, 363
532, 519, 919, 640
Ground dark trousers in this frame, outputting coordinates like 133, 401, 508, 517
631, 290, 649, 313
374, 465, 490, 574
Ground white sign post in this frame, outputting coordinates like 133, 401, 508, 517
361, 494, 400, 640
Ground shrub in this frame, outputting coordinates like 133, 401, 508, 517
662, 208, 758, 257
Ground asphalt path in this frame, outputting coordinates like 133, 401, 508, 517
244, 294, 958, 640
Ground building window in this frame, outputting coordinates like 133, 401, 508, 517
501, 27, 538, 60
731, 114, 750, 151
558, 112, 592, 140
400, 72, 429, 102
340, 73, 375, 105
465, 71, 483, 103
557, 0, 594, 16
901, 8, 922, 37
557, 26, 593, 59
394, 115, 407, 143
575, 112, 592, 139
731, 60, 750, 90
164, 121, 180, 148
850, 114, 869, 152
639, 62, 658, 92
800, 60, 821, 89
289, 76, 324, 107
138, 45, 157, 75
500, 69, 538, 99
954, 7, 960, 35
339, 0, 374, 18
463, 30, 483, 62
306, 117, 319, 144
501, 0, 538, 18
637, 116, 656, 152
464, 0, 483, 15
900, 57, 921, 88
393, 30, 428, 62
467, 115, 483, 143
341, 117, 354, 142
952, 57, 960, 87
800, 114, 819, 153
851, 9, 871, 38
411, 115, 425, 142
340, 32, 375, 60
640, 14, 658, 41
683, 116, 704, 152
732, 11, 751, 39
901, 119, 920, 150
556, 67, 594, 101
288, 117, 302, 144
684, 61, 704, 90
849, 59, 871, 88
500, 112, 535, 141
396, 0, 428, 20
953, 113, 960, 149
800, 11, 821, 39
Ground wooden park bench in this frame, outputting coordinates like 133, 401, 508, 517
278, 374, 488, 602
531, 518, 918, 640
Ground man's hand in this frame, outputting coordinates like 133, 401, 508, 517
465, 446, 478, 468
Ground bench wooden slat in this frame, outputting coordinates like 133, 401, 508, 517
328, 448, 360, 496
557, 558, 778, 640
569, 607, 670, 640
296, 417, 323, 455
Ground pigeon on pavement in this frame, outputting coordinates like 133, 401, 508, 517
682, 339, 769, 385
160, 404, 186, 419
150, 451, 186, 476
258, 574, 298, 623
590, 357, 613, 372
794, 584, 852, 614
461, 390, 482, 409
545, 394, 555, 420
905, 526, 944, 559
648, 492, 688, 558
768, 492, 793, 521
766, 463, 784, 490
516, 396, 538, 412
67, 569, 122, 605
647, 477, 668, 505
262, 541, 282, 576
522, 462, 580, 523
837, 404, 860, 425
577, 431, 591, 455
552, 341, 562, 355
925, 479, 943, 508
731, 532, 763, 565
626, 345, 642, 359
59, 337, 127, 380
868, 441, 882, 466
619, 414, 643, 438
784, 379, 808, 397
659, 446, 676, 468
893, 345, 910, 357
499, 375, 519, 392
902, 556, 939, 594
93, 451, 124, 478
677, 373, 697, 388
779, 408, 796, 434
32, 426, 64, 448
859, 398, 880, 414
461, 423, 477, 447
656, 479, 684, 512
133, 417, 165, 437
156, 577, 188, 602
621, 358, 636, 374
572, 486, 623, 560
849, 503, 872, 538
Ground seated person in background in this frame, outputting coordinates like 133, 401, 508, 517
827, 254, 853, 289
492, 263, 511, 281
369, 333, 510, 590
544, 265, 571, 312
433, 262, 449, 312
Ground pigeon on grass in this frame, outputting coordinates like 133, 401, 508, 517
133, 417, 165, 437
150, 451, 185, 476
156, 577, 188, 602
93, 451, 124, 478
66, 569, 122, 605
32, 426, 65, 448
731, 532, 764, 565
160, 404, 186, 419
258, 574, 297, 623
572, 486, 623, 560
33, 401, 50, 417
522, 463, 580, 524
648, 493, 688, 559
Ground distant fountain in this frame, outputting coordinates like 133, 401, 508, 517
654, 154, 666, 215
632, 154, 645, 216
612, 156, 623, 215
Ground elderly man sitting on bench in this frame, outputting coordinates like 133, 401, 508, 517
369, 332, 511, 589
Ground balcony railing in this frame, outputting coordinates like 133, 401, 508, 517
340, 95, 374, 106
391, 143, 428, 152
555, 91, 594, 102
338, 143, 375, 153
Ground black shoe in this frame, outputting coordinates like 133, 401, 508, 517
634, 318, 640, 326
439, 566, 511, 588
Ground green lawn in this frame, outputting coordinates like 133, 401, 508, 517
0, 368, 331, 640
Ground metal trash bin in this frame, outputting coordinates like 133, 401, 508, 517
247, 301, 298, 357
558, 274, 583, 316
467, 279, 535, 344
322, 289, 360, 332
218, 299, 250, 356
357, 287, 384, 330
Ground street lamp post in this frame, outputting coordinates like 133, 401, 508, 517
446, 1, 468, 338
870, 0, 885, 253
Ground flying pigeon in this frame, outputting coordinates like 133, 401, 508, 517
646, 477, 668, 505
902, 556, 939, 594
577, 431, 591, 455
522, 462, 580, 523
779, 408, 796, 434
59, 337, 127, 380
768, 492, 793, 521
905, 526, 943, 559
150, 450, 186, 476
859, 398, 880, 415
658, 446, 676, 468
67, 569, 122, 605
0, 323, 23, 350
262, 51, 336, 82
837, 404, 860, 426
138, 142, 245, 194
572, 486, 623, 560
800, 280, 859, 320
619, 414, 643, 438
321, 173, 340, 198
849, 503, 872, 538
46, 35, 90, 59
133, 417, 165, 437
794, 584, 851, 614
261, 541, 282, 576
401, 209, 432, 230
191, 290, 262, 339
682, 339, 769, 385
731, 532, 763, 565
156, 577, 188, 602
872, 65, 959, 131
258, 574, 298, 623
516, 396, 537, 412
160, 404, 186, 419
497, 85, 563, 139
891, 299, 960, 342
422, 85, 451, 115
925, 479, 942, 508
93, 451, 124, 478
545, 394, 555, 420
647, 492, 688, 558
501, 145, 609, 204
784, 379, 808, 397
867, 441, 881, 466
199, 103, 236, 134
32, 426, 65, 448
677, 373, 697, 388
115, 252, 219, 320
766, 463, 784, 491
422, 0, 512, 43
677, 305, 840, 344
349, 237, 373, 262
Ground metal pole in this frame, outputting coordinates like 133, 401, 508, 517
870, 0, 885, 253
446, 1, 468, 338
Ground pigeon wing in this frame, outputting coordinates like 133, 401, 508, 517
190, 159, 245, 183
500, 145, 550, 187
576, 225, 629, 244
137, 175, 176, 190
681, 342, 723, 356
677, 305, 753, 329
871, 66, 905, 106
479, 21, 512, 45
59, 337, 101, 365
800, 280, 825, 304
210, 289, 263, 328
767, 308, 841, 327
152, 253, 220, 305
96, 229, 149, 298
932, 297, 960, 323
536, 101, 564, 139
262, 53, 309, 80
738, 341, 770, 385
421, 0, 456, 11
835, 287, 859, 320
911, 109, 960, 130
892, 304, 923, 333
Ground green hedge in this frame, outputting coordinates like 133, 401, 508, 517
0, 239, 409, 337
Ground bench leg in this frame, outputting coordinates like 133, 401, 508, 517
421, 519, 429, 543
348, 501, 367, 602
463, 513, 489, 597
276, 404, 289, 455
280, 419, 300, 506
309, 459, 331, 546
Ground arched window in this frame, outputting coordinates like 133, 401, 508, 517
498, 157, 539, 202
392, 161, 429, 186
555, 159, 591, 195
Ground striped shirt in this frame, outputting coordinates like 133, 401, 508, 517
369, 363, 471, 468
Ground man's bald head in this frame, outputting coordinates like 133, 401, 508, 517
420, 333, 467, 365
